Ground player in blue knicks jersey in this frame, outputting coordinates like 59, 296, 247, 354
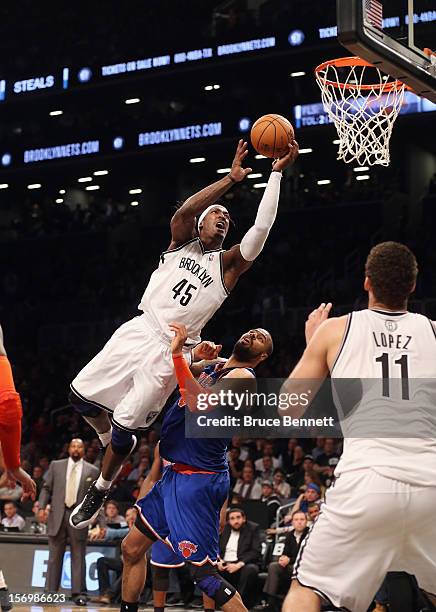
143, 444, 216, 612
119, 322, 273, 612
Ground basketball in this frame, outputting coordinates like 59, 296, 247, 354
250, 114, 295, 158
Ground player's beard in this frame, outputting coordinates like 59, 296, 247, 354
232, 340, 255, 361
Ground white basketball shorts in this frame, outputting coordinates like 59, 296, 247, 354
293, 468, 436, 612
70, 314, 192, 431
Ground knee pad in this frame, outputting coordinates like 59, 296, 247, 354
111, 424, 134, 455
190, 564, 236, 606
151, 565, 170, 592
69, 390, 102, 418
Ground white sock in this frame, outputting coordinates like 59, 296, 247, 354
95, 475, 112, 491
0, 571, 7, 589
98, 428, 112, 448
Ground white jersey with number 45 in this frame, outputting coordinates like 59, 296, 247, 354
139, 238, 229, 345
332, 308, 436, 486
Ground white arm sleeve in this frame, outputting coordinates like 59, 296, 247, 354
239, 171, 282, 261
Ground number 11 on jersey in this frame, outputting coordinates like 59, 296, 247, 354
375, 353, 410, 400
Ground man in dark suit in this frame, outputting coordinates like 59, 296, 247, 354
263, 511, 310, 611
218, 507, 261, 608
39, 438, 100, 606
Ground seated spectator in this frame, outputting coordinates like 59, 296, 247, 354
32, 466, 45, 497
218, 508, 261, 609
289, 455, 316, 493
307, 502, 321, 525
233, 466, 262, 500
130, 476, 145, 501
229, 491, 243, 507
84, 445, 99, 465
279, 438, 299, 474
311, 437, 326, 461
254, 442, 281, 472
263, 511, 309, 611
90, 507, 137, 605
1, 501, 25, 531
302, 469, 325, 496
285, 445, 304, 480
314, 438, 340, 476
38, 457, 50, 476
261, 481, 281, 526
30, 507, 49, 534
256, 456, 275, 482
290, 483, 322, 516
127, 456, 150, 481
231, 436, 251, 462
272, 468, 291, 499
228, 446, 244, 488
104, 500, 126, 527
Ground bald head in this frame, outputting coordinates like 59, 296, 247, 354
69, 438, 85, 461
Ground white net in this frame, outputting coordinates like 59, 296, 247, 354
315, 60, 406, 167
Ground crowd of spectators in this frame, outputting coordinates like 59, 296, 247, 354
0, 434, 341, 608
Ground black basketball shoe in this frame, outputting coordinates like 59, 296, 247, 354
69, 481, 109, 529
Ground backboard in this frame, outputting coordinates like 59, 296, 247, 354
337, 0, 436, 102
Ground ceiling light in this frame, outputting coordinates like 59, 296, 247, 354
255, 154, 267, 159
253, 182, 268, 188
317, 179, 331, 185
213, 84, 220, 89
356, 175, 370, 181
59, 189, 66, 194
130, 201, 139, 206
0, 183, 8, 189
333, 139, 341, 144
27, 183, 41, 189
125, 98, 140, 104
290, 71, 306, 77
216, 168, 231, 174
49, 110, 63, 116
94, 170, 109, 176
85, 185, 100, 191
204, 85, 213, 91
299, 148, 313, 154
129, 188, 142, 194
78, 177, 92, 183
189, 157, 206, 163
353, 167, 369, 172
247, 173, 263, 179
55, 198, 63, 203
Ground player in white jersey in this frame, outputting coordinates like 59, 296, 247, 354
282, 242, 436, 612
69, 138, 299, 529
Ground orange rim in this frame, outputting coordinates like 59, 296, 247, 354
315, 56, 411, 92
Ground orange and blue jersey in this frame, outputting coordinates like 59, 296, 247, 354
160, 364, 249, 471
136, 364, 255, 564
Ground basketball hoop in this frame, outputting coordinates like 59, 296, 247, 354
315, 56, 410, 167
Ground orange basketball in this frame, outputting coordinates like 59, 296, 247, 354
250, 114, 294, 158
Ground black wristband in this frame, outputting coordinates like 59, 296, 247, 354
227, 173, 236, 183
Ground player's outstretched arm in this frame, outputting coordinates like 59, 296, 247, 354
170, 322, 254, 411
280, 315, 346, 418
0, 324, 36, 499
222, 140, 299, 290
169, 140, 252, 249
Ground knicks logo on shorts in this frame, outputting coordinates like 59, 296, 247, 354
178, 540, 198, 558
